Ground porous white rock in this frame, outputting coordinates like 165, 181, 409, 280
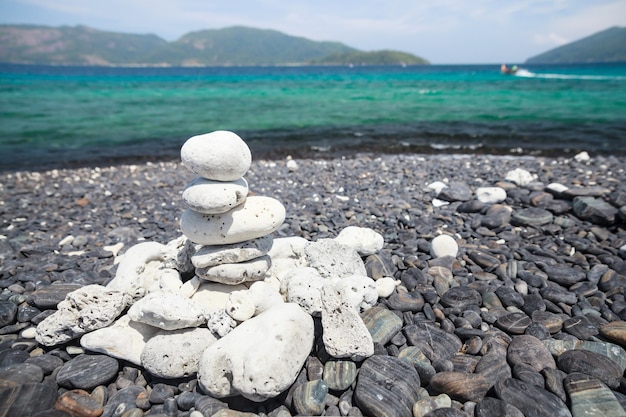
206, 308, 237, 337
182, 177, 248, 214
197, 303, 314, 401
334, 226, 384, 256
375, 277, 397, 298
505, 168, 537, 186
191, 282, 247, 313
191, 235, 273, 268
332, 275, 378, 312
224, 290, 256, 321
178, 276, 202, 298
106, 241, 167, 299
141, 327, 217, 378
265, 236, 309, 283
430, 234, 459, 259
127, 291, 205, 330
246, 281, 284, 315
283, 267, 326, 315
80, 315, 159, 365
180, 196, 286, 245
155, 268, 183, 293
36, 285, 132, 346
320, 286, 374, 361
163, 235, 195, 275
304, 239, 367, 279
475, 187, 507, 204
196, 255, 271, 285
180, 130, 252, 181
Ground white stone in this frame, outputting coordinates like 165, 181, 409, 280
283, 267, 326, 315
332, 275, 378, 312
141, 327, 217, 378
265, 236, 309, 283
225, 290, 256, 321
574, 151, 591, 162
320, 285, 373, 361
475, 186, 507, 204
20, 327, 37, 339
430, 234, 459, 258
80, 315, 159, 365
180, 196, 286, 245
191, 282, 247, 313
426, 181, 448, 194
191, 235, 273, 268
163, 235, 195, 275
182, 177, 248, 214
156, 268, 183, 293
247, 281, 284, 315
376, 277, 397, 298
286, 159, 299, 171
36, 285, 132, 346
504, 168, 537, 186
196, 255, 271, 285
178, 276, 202, 298
334, 226, 384, 256
198, 303, 314, 401
106, 241, 167, 299
304, 239, 367, 279
206, 308, 237, 337
180, 130, 252, 181
127, 291, 205, 330
547, 182, 569, 195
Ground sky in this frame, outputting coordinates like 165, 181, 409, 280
1, 0, 625, 64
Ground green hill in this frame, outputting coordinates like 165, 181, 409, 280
0, 24, 429, 66
526, 26, 626, 64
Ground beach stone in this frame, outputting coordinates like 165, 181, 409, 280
127, 291, 204, 330
224, 290, 256, 321
196, 255, 271, 285
55, 389, 103, 417
283, 267, 325, 315
141, 327, 217, 378
354, 355, 421, 417
495, 377, 572, 417
398, 346, 436, 384
27, 283, 83, 309
323, 360, 358, 391
404, 322, 463, 362
80, 315, 159, 365
505, 168, 536, 186
360, 305, 403, 345
564, 372, 626, 417
191, 282, 247, 312
424, 409, 469, 417
440, 286, 482, 309
293, 379, 328, 416
101, 385, 146, 417
334, 226, 384, 256
476, 186, 507, 204
35, 285, 131, 346
557, 349, 622, 389
333, 274, 378, 312
197, 303, 314, 401
376, 277, 397, 298
0, 301, 17, 327
474, 397, 524, 417
540, 264, 586, 286
543, 339, 626, 371
572, 196, 618, 225
191, 235, 273, 268
437, 182, 472, 202
511, 207, 554, 226
365, 252, 396, 279
24, 353, 64, 374
304, 238, 367, 279
600, 320, 626, 348
0, 380, 57, 417
180, 130, 252, 181
0, 362, 44, 383
182, 176, 248, 214
56, 354, 119, 390
386, 290, 424, 312
429, 371, 491, 402
495, 312, 531, 334
180, 196, 285, 245
321, 285, 374, 361
430, 234, 458, 258
562, 315, 599, 339
507, 335, 556, 372
543, 367, 568, 402
540, 285, 578, 304
245, 280, 284, 315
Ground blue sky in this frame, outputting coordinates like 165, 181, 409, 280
1, 0, 625, 64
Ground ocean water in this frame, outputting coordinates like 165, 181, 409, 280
1, 62, 625, 170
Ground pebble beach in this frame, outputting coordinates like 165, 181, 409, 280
2, 150, 626, 417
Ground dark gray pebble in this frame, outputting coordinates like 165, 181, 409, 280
0, 380, 57, 417
506, 334, 556, 372
511, 207, 554, 226
562, 315, 599, 340
56, 354, 119, 390
572, 196, 618, 225
404, 322, 462, 362
0, 301, 17, 327
494, 377, 572, 417
101, 385, 146, 417
440, 286, 482, 309
557, 349, 622, 389
495, 312, 531, 334
0, 362, 44, 383
428, 371, 491, 402
424, 408, 470, 417
385, 291, 424, 312
26, 283, 83, 309
475, 397, 524, 417
565, 372, 626, 417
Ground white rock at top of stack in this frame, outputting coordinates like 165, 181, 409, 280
181, 130, 252, 181
182, 177, 249, 214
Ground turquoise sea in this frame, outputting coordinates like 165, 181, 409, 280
1, 62, 625, 170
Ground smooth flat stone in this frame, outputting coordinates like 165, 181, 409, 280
475, 353, 512, 388
360, 305, 403, 345
0, 380, 57, 417
572, 196, 618, 225
398, 346, 436, 385
495, 312, 531, 334
494, 377, 572, 417
507, 335, 556, 372
428, 371, 491, 402
403, 322, 463, 362
196, 255, 271, 285
55, 389, 104, 417
293, 379, 328, 416
180, 196, 285, 245
600, 320, 626, 347
557, 349, 622, 389
56, 354, 119, 390
385, 290, 424, 312
0, 362, 44, 383
323, 360, 358, 391
182, 176, 248, 214
562, 315, 599, 340
476, 186, 507, 204
475, 397, 524, 417
543, 339, 626, 372
27, 283, 82, 309
180, 130, 252, 181
0, 301, 17, 327
540, 265, 586, 286
354, 355, 421, 417
565, 373, 626, 417
101, 385, 146, 417
511, 207, 554, 226
191, 235, 273, 268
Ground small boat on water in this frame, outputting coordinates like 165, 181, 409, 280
501, 64, 518, 74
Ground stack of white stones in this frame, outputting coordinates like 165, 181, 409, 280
179, 130, 286, 285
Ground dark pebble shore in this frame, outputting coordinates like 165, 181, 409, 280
2, 151, 626, 417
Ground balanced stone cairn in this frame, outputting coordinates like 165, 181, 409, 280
33, 130, 395, 412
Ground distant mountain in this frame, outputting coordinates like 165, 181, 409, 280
526, 26, 626, 64
0, 24, 429, 66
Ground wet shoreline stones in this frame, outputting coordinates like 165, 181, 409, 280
1, 150, 626, 416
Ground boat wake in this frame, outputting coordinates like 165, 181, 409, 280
514, 69, 625, 80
